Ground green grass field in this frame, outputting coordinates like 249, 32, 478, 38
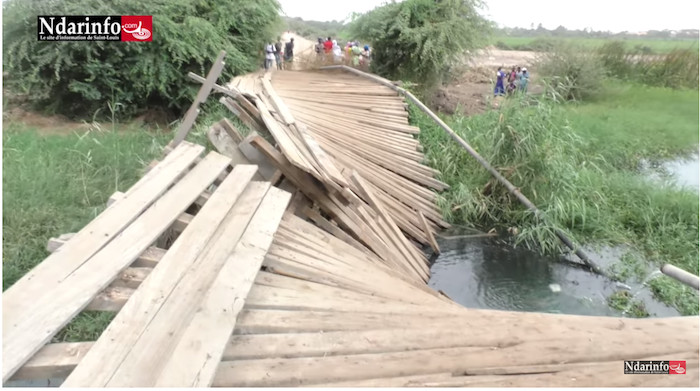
564, 82, 700, 168
492, 35, 700, 53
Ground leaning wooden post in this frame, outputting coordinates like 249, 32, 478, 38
167, 50, 227, 151
320, 65, 607, 277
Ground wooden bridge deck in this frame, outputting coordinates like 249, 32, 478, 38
2, 67, 698, 387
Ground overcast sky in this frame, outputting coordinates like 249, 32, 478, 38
277, 0, 698, 33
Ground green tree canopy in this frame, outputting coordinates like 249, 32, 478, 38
348, 0, 491, 86
3, 0, 281, 118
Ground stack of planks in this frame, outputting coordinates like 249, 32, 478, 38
2, 142, 293, 387
8, 206, 699, 387
270, 70, 450, 237
223, 70, 450, 283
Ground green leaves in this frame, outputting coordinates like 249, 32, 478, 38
3, 0, 281, 119
348, 0, 491, 88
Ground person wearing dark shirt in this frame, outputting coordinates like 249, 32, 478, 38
315, 38, 323, 55
284, 38, 295, 63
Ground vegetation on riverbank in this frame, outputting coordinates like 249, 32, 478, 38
414, 83, 699, 315
3, 0, 281, 119
493, 35, 699, 54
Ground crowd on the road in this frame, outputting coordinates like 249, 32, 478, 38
263, 35, 371, 71
494, 66, 529, 96
314, 36, 372, 67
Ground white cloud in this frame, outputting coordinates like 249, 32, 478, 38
277, 0, 698, 33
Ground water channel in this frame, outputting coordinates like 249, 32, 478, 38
429, 154, 698, 317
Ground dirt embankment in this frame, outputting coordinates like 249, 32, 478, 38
431, 48, 543, 116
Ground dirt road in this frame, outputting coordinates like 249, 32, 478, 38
432, 48, 544, 116
468, 48, 539, 68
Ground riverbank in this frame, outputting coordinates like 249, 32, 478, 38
416, 81, 699, 315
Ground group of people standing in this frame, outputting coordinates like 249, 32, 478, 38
316, 37, 371, 67
264, 37, 295, 71
495, 66, 529, 96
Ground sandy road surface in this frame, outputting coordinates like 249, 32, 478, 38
468, 48, 539, 68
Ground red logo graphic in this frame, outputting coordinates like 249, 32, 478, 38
121, 16, 152, 41
669, 361, 686, 375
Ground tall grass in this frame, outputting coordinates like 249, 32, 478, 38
2, 124, 169, 289
598, 42, 699, 89
2, 124, 169, 341
414, 92, 699, 315
535, 45, 607, 101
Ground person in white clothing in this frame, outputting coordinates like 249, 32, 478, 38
264, 43, 275, 70
332, 40, 342, 62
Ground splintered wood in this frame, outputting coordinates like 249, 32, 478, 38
226, 69, 451, 283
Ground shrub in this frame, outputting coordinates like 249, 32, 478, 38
347, 0, 491, 88
598, 41, 699, 89
535, 44, 606, 101
3, 0, 281, 119
495, 41, 511, 50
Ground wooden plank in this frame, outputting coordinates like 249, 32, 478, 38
234, 95, 264, 127
154, 187, 291, 387
111, 267, 152, 289
301, 206, 369, 254
206, 123, 265, 181
350, 172, 429, 281
219, 118, 245, 144
213, 340, 698, 387
1, 143, 207, 382
10, 342, 94, 382
221, 97, 265, 135
295, 122, 349, 188
187, 72, 239, 98
101, 182, 274, 387
106, 191, 124, 207
237, 134, 278, 180
85, 286, 134, 312
132, 247, 167, 268
4, 153, 230, 382
418, 211, 440, 254
170, 51, 226, 147
255, 99, 317, 176
63, 165, 260, 387
3, 142, 202, 314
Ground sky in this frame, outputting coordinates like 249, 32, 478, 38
277, 0, 698, 33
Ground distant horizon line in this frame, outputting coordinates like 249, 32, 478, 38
280, 14, 698, 35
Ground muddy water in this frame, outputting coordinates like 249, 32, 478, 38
429, 237, 680, 318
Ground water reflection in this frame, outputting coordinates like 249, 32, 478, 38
429, 238, 680, 317
642, 153, 699, 191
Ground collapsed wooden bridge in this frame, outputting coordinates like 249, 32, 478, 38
3, 60, 698, 387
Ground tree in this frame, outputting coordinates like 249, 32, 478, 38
3, 0, 281, 119
347, 0, 491, 87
